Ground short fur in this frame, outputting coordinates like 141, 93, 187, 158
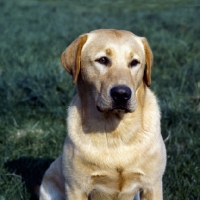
40, 29, 166, 200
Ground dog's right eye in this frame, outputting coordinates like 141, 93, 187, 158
95, 57, 110, 66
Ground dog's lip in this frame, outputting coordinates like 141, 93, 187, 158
96, 105, 132, 113
112, 106, 132, 113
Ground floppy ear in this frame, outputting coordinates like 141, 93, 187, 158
141, 38, 153, 87
61, 34, 88, 84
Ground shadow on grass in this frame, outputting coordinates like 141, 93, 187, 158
4, 157, 54, 200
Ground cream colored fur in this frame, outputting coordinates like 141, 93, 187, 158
39, 29, 166, 200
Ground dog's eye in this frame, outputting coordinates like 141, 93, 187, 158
95, 57, 110, 65
130, 59, 140, 67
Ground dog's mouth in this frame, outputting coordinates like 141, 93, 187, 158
112, 106, 132, 113
96, 105, 132, 113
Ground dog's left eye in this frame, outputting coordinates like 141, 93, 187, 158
95, 57, 110, 66
130, 59, 140, 67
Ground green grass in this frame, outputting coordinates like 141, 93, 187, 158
0, 0, 200, 199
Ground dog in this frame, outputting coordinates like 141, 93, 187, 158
39, 29, 166, 200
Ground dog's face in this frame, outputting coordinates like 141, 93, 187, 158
61, 29, 153, 113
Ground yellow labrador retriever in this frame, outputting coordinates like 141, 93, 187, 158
39, 29, 166, 200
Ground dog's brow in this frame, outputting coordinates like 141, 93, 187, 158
129, 52, 134, 59
106, 48, 112, 56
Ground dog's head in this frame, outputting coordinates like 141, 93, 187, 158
61, 29, 153, 113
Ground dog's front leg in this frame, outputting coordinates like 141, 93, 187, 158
65, 183, 88, 200
140, 181, 163, 200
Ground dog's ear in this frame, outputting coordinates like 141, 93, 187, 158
61, 35, 88, 84
141, 38, 153, 87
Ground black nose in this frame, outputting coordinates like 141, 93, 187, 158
110, 85, 132, 103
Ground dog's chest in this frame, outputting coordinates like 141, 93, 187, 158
90, 167, 143, 194
77, 134, 148, 194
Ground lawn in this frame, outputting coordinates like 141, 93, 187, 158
0, 0, 200, 199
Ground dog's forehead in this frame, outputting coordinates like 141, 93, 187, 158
83, 29, 144, 56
